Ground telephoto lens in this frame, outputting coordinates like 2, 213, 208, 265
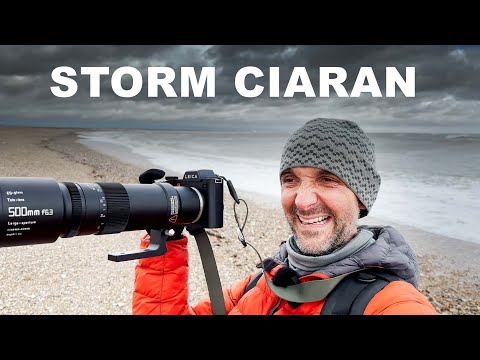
0, 177, 203, 247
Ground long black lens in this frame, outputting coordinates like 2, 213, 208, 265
0, 177, 202, 247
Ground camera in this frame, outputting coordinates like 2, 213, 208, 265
0, 169, 224, 254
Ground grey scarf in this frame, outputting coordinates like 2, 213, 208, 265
285, 229, 375, 277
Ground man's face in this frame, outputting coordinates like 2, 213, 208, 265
281, 166, 364, 255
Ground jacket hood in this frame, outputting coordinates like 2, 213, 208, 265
273, 225, 420, 288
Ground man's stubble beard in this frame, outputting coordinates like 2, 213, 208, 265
286, 205, 359, 255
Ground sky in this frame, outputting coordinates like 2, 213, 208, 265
0, 44, 479, 133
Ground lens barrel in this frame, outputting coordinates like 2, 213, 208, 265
0, 177, 202, 247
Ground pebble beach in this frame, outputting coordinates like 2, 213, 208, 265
1, 126, 479, 315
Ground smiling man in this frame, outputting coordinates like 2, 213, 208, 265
132, 117, 437, 315
278, 117, 381, 258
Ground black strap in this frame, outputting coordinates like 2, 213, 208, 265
188, 225, 227, 315
321, 269, 401, 315
244, 270, 263, 294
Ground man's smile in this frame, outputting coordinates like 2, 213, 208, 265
296, 214, 333, 230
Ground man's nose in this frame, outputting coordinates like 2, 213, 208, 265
295, 184, 318, 211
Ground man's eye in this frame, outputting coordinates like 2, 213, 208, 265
282, 177, 295, 184
321, 177, 336, 183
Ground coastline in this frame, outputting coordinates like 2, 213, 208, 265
1, 125, 479, 314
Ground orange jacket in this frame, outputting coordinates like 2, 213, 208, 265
132, 231, 437, 315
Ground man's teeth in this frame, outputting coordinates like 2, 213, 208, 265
298, 216, 329, 224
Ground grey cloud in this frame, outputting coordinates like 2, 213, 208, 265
0, 45, 179, 76
0, 45, 479, 132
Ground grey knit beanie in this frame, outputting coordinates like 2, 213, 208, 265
280, 118, 381, 218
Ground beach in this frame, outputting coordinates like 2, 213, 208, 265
1, 126, 479, 315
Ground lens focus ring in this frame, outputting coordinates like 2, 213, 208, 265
63, 182, 83, 237
97, 183, 130, 234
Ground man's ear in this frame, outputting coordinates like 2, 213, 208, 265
358, 199, 366, 210
357, 199, 368, 218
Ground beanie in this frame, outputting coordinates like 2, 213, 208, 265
279, 118, 381, 218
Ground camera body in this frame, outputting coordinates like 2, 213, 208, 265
164, 169, 224, 229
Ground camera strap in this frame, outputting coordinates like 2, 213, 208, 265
187, 225, 227, 315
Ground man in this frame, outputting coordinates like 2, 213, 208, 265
132, 118, 437, 315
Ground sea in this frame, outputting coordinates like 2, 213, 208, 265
77, 129, 480, 245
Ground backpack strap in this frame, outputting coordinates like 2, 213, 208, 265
320, 268, 402, 315
243, 268, 403, 315
244, 270, 263, 294
243, 268, 355, 303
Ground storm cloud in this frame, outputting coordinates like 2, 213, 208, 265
0, 45, 479, 133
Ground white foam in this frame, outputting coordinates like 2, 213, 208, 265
371, 173, 480, 244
